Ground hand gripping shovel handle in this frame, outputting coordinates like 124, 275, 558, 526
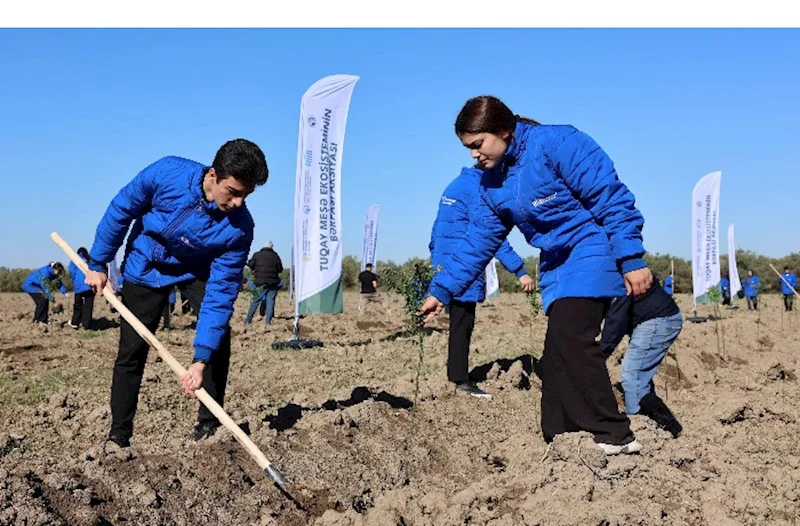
49, 232, 296, 498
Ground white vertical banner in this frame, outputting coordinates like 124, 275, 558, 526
691, 171, 722, 304
727, 223, 742, 298
293, 74, 359, 315
360, 204, 380, 271
485, 258, 500, 299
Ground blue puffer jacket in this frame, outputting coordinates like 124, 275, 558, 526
779, 272, 797, 295
88, 156, 255, 360
23, 265, 67, 300
743, 275, 760, 297
69, 255, 92, 295
430, 168, 527, 303
428, 122, 646, 313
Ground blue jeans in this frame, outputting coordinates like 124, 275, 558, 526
621, 312, 683, 414
245, 286, 279, 325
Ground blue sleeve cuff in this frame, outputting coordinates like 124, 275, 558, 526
515, 267, 528, 279
193, 345, 214, 361
620, 257, 647, 274
88, 261, 108, 273
428, 282, 453, 305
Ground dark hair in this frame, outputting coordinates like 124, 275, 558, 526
365, 263, 373, 269
213, 139, 269, 188
77, 247, 90, 261
455, 95, 540, 136
784, 266, 790, 271
52, 262, 65, 273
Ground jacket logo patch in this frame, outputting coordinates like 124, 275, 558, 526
532, 192, 557, 207
441, 196, 457, 206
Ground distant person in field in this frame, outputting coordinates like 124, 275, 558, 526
69, 247, 95, 330
420, 95, 652, 456
743, 270, 760, 311
430, 166, 534, 399
779, 266, 797, 312
663, 272, 674, 296
82, 139, 269, 449
358, 263, 386, 315
720, 273, 731, 306
23, 261, 67, 328
600, 276, 683, 438
244, 240, 283, 326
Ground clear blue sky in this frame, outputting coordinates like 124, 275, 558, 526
1, 29, 798, 269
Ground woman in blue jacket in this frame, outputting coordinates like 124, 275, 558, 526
420, 96, 653, 455
743, 269, 760, 310
68, 248, 95, 330
430, 167, 534, 398
23, 262, 67, 326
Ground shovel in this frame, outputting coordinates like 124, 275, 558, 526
50, 232, 304, 508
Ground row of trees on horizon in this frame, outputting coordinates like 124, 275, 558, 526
2, 250, 797, 295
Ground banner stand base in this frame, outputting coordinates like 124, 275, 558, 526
685, 316, 709, 324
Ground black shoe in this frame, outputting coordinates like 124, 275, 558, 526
107, 433, 131, 448
455, 381, 492, 399
640, 393, 682, 438
193, 422, 220, 441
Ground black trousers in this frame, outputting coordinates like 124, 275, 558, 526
29, 293, 49, 323
109, 279, 231, 439
540, 298, 634, 445
71, 291, 95, 329
447, 300, 476, 383
784, 294, 794, 311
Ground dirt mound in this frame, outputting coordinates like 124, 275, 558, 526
2, 292, 800, 524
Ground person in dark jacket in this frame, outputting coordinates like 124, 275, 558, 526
244, 240, 283, 326
420, 96, 652, 455
600, 281, 683, 437
23, 262, 68, 327
69, 248, 95, 330
82, 139, 269, 448
430, 167, 533, 398
778, 266, 798, 311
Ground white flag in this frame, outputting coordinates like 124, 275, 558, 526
691, 171, 722, 304
485, 258, 500, 299
727, 224, 742, 297
293, 74, 359, 315
360, 204, 380, 272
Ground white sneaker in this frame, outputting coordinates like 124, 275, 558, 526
596, 439, 643, 456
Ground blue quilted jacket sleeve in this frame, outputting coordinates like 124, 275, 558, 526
495, 239, 526, 278
550, 127, 646, 274
428, 191, 512, 304
192, 230, 253, 360
88, 160, 161, 272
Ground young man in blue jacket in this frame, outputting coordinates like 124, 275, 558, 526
779, 266, 798, 311
430, 167, 533, 398
83, 139, 269, 448
68, 247, 95, 330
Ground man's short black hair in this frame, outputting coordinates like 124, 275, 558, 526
213, 139, 269, 188
365, 263, 373, 269
785, 266, 791, 271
